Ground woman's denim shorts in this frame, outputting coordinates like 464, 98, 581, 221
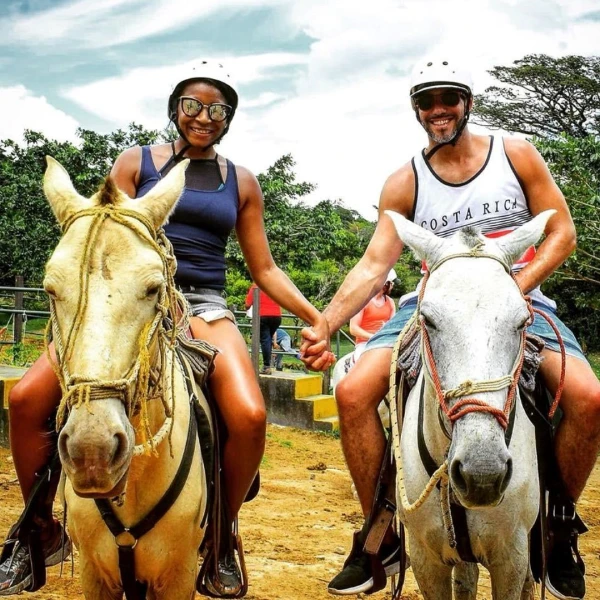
366, 296, 588, 364
180, 285, 235, 323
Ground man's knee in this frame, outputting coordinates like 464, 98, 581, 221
563, 379, 600, 435
336, 370, 385, 417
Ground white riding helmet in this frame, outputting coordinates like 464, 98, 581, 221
409, 58, 473, 109
386, 269, 397, 283
167, 60, 239, 123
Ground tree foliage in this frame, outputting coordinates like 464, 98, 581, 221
472, 54, 600, 137
0, 125, 173, 284
473, 53, 600, 349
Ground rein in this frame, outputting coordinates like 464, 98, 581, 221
47, 204, 188, 455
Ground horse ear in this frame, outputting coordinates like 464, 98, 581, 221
384, 210, 446, 265
494, 210, 557, 267
129, 159, 189, 230
43, 156, 92, 226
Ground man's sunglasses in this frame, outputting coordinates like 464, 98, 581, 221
414, 91, 463, 111
179, 97, 232, 122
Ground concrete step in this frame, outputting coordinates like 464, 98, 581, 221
0, 366, 27, 447
298, 394, 337, 420
314, 416, 339, 433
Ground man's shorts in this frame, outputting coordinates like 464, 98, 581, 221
365, 296, 588, 364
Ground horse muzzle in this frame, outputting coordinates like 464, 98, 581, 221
449, 448, 513, 508
58, 398, 135, 496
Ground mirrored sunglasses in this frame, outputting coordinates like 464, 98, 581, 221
179, 97, 232, 122
414, 91, 462, 111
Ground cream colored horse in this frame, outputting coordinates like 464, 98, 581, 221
43, 157, 209, 600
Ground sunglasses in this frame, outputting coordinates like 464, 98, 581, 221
179, 97, 232, 122
414, 91, 462, 111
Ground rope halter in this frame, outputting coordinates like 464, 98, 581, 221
417, 246, 531, 431
47, 204, 187, 456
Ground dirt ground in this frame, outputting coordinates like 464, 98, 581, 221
0, 425, 598, 600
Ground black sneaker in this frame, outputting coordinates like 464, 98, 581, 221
328, 532, 403, 596
0, 526, 71, 596
545, 539, 585, 600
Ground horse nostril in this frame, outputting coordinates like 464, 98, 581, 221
58, 432, 70, 462
450, 459, 468, 495
499, 457, 513, 495
112, 431, 130, 466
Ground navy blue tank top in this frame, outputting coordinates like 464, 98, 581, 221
136, 146, 239, 290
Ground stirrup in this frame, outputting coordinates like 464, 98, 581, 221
197, 520, 248, 599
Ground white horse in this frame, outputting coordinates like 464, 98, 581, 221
43, 157, 210, 600
386, 209, 556, 600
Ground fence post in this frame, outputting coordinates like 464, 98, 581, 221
251, 287, 260, 375
14, 275, 24, 346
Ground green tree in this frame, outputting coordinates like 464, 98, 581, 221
472, 54, 600, 137
0, 124, 173, 284
472, 53, 600, 349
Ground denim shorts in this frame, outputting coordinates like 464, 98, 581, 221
366, 296, 588, 364
180, 286, 235, 323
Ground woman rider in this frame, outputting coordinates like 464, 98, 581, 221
0, 61, 334, 597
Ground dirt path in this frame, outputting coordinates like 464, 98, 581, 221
0, 425, 598, 599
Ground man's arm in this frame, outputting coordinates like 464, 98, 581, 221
321, 163, 415, 335
300, 162, 415, 370
504, 139, 577, 294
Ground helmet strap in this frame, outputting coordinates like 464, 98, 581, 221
158, 140, 192, 177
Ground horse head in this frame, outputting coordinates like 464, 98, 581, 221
386, 209, 555, 508
43, 156, 188, 498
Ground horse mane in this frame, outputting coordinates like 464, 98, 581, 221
96, 177, 122, 206
457, 226, 486, 249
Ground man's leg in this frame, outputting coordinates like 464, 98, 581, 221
336, 348, 391, 516
539, 350, 600, 599
328, 348, 401, 595
540, 351, 600, 499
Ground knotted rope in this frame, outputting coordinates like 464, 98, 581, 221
47, 205, 188, 457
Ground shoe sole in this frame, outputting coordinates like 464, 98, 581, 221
327, 561, 401, 596
544, 574, 583, 600
0, 539, 71, 597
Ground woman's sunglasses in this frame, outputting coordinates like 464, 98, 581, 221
414, 91, 463, 111
179, 97, 232, 122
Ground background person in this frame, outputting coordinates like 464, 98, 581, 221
245, 283, 282, 375
272, 328, 300, 371
348, 270, 396, 363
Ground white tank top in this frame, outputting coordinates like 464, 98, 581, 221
404, 135, 554, 308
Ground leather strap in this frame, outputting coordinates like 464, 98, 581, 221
95, 402, 197, 600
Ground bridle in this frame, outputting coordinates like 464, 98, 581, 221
47, 204, 187, 456
418, 248, 531, 433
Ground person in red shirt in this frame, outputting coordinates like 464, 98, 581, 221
245, 283, 282, 374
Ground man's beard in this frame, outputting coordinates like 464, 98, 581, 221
423, 115, 465, 144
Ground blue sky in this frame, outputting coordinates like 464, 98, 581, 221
1, 0, 599, 218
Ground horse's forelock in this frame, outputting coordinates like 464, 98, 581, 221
96, 177, 122, 206
457, 226, 485, 249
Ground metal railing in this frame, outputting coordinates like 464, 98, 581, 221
0, 281, 354, 393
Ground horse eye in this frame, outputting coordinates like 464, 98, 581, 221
146, 285, 160, 298
421, 314, 437, 330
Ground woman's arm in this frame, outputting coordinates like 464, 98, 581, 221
235, 166, 334, 369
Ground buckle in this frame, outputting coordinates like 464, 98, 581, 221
115, 530, 138, 548
552, 504, 576, 521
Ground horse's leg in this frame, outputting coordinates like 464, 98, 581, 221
410, 542, 453, 599
487, 544, 530, 600
520, 564, 536, 600
453, 562, 479, 600
79, 560, 122, 600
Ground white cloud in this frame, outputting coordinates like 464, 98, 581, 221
3, 0, 599, 218
0, 0, 287, 49
0, 86, 79, 144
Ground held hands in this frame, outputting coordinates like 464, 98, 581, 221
299, 316, 336, 372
